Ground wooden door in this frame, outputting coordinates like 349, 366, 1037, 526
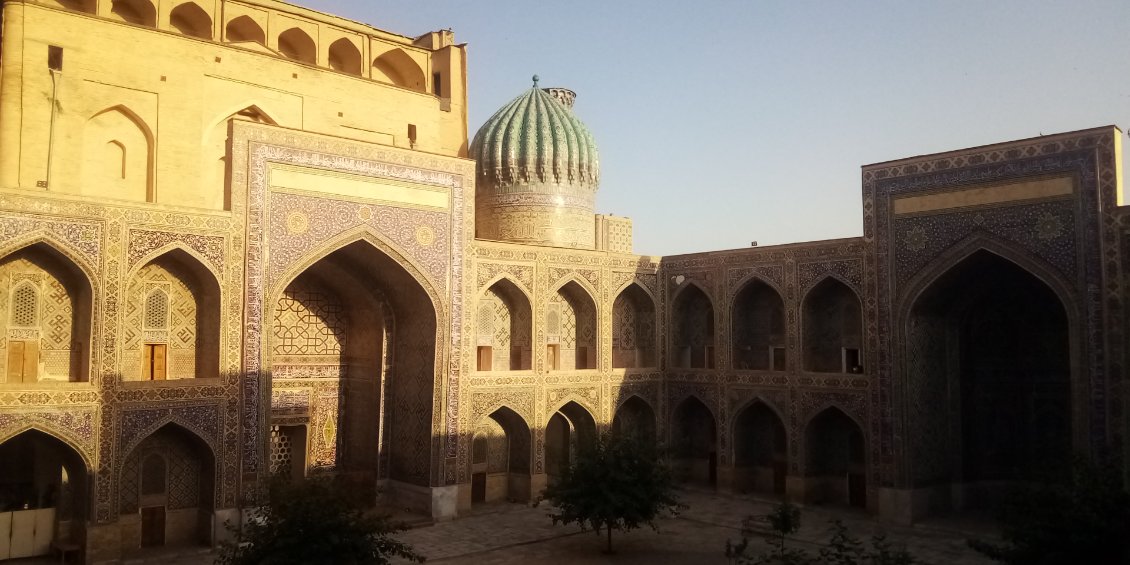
142, 344, 167, 381
6, 340, 38, 383
140, 506, 166, 547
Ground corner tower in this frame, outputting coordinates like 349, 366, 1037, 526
471, 76, 600, 248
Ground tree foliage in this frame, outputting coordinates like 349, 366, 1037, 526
967, 457, 1130, 565
217, 476, 424, 565
543, 431, 680, 553
726, 502, 915, 565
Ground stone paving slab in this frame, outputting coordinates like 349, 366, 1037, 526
397, 490, 996, 565
28, 490, 996, 564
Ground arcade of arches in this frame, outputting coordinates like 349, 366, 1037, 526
0, 4, 1123, 557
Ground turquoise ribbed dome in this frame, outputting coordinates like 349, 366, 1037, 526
470, 86, 600, 192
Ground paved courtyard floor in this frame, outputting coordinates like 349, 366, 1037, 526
396, 489, 995, 565
12, 489, 997, 564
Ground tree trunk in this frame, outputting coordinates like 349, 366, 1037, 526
605, 524, 613, 554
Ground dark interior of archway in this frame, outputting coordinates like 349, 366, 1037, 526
611, 284, 656, 369
612, 396, 657, 441
0, 431, 87, 519
734, 402, 786, 495
673, 286, 715, 369
909, 250, 1070, 487
671, 398, 716, 485
489, 408, 530, 474
732, 281, 785, 370
803, 278, 862, 373
805, 407, 865, 507
284, 241, 437, 486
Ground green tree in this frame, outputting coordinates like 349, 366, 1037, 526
543, 431, 680, 553
967, 457, 1130, 564
217, 475, 424, 565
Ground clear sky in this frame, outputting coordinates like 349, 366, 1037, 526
304, 0, 1130, 256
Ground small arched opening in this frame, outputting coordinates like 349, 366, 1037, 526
670, 396, 717, 486
802, 278, 862, 373
805, 407, 866, 508
470, 407, 531, 506
0, 430, 89, 559
611, 283, 656, 369
672, 284, 715, 369
733, 401, 787, 496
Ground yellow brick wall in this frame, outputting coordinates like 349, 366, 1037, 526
0, 0, 467, 209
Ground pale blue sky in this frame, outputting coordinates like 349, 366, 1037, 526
305, 0, 1130, 256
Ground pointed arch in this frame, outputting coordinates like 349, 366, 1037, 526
670, 394, 718, 485
477, 276, 532, 371
611, 394, 657, 441
126, 248, 222, 380
169, 2, 212, 39
0, 427, 93, 543
731, 276, 786, 371
372, 48, 425, 92
83, 105, 154, 202
0, 240, 95, 383
801, 276, 862, 373
804, 405, 866, 508
0, 425, 95, 473
671, 281, 716, 369
899, 238, 1075, 512
328, 37, 362, 75
546, 400, 598, 484
119, 422, 217, 546
548, 279, 598, 370
224, 15, 265, 46
270, 231, 440, 487
612, 282, 657, 369
203, 103, 278, 210
277, 27, 316, 64
110, 0, 156, 26
47, 0, 96, 14
733, 398, 787, 495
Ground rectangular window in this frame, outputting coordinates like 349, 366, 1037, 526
510, 346, 523, 371
771, 346, 787, 371
842, 347, 861, 373
546, 344, 560, 371
432, 72, 442, 96
476, 346, 492, 371
143, 344, 167, 381
6, 340, 38, 383
47, 45, 63, 71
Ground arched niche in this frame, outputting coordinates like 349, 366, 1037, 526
277, 28, 316, 64
203, 105, 277, 210
611, 283, 656, 369
47, 0, 96, 14
270, 239, 437, 487
805, 407, 866, 508
470, 406, 531, 505
672, 284, 715, 369
224, 15, 265, 47
670, 396, 716, 485
119, 424, 215, 548
109, 0, 156, 26
123, 249, 220, 381
475, 278, 532, 371
0, 242, 93, 383
732, 400, 786, 495
371, 49, 425, 92
169, 2, 212, 40
547, 281, 597, 371
82, 106, 153, 203
903, 249, 1071, 512
611, 395, 656, 441
802, 278, 862, 373
0, 429, 90, 558
545, 401, 596, 485
328, 38, 362, 75
731, 279, 785, 371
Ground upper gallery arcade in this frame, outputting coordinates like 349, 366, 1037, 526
0, 0, 467, 208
